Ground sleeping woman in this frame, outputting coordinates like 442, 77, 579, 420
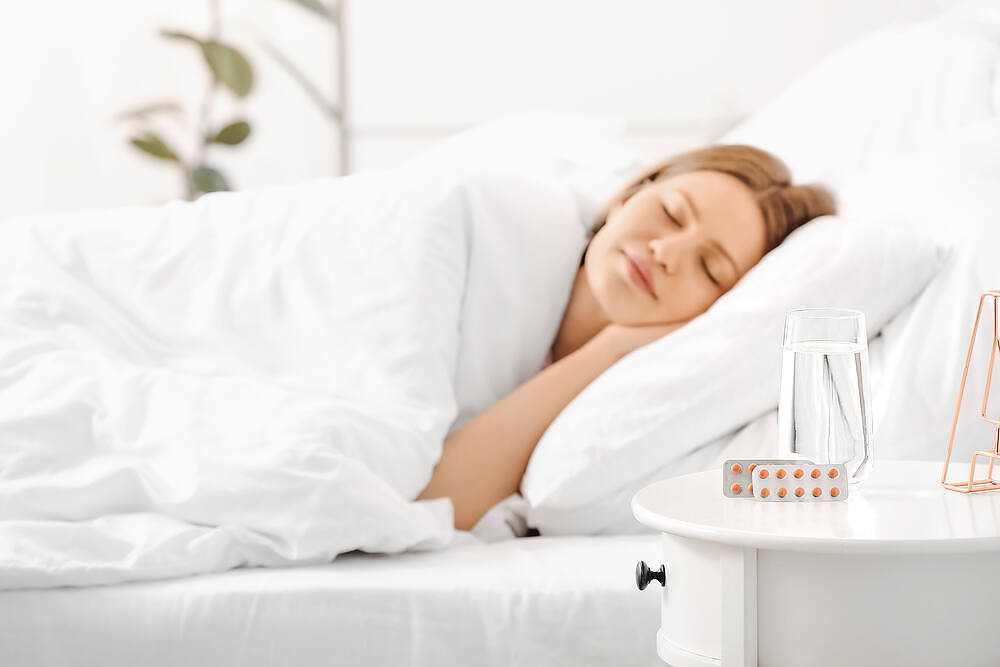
418, 144, 835, 530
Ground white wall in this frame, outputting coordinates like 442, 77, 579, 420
0, 0, 942, 220
345, 0, 942, 170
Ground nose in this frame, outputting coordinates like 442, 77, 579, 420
649, 230, 699, 275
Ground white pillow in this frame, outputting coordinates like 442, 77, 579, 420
520, 216, 944, 518
526, 411, 780, 536
833, 119, 1000, 466
721, 2, 1000, 193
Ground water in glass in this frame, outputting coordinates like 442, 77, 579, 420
777, 310, 873, 482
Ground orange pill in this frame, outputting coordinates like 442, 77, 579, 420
731, 463, 742, 474
749, 464, 757, 473
793, 469, 804, 479
776, 469, 787, 479
828, 468, 839, 479
749, 484, 754, 494
795, 487, 805, 497
830, 487, 841, 498
731, 484, 742, 494
811, 468, 821, 479
777, 488, 787, 498
759, 469, 769, 479
761, 488, 770, 498
813, 487, 822, 497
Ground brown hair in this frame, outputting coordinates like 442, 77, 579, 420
592, 144, 836, 253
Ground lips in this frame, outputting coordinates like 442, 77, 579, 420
624, 251, 657, 298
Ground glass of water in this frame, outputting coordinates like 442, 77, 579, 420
778, 308, 873, 483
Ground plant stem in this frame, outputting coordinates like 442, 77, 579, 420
190, 0, 222, 197
255, 0, 348, 175
334, 0, 348, 175
183, 166, 195, 200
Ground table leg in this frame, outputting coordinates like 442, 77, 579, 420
720, 546, 757, 667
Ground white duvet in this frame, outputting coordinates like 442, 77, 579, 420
0, 163, 586, 589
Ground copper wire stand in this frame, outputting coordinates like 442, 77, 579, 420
942, 290, 1000, 493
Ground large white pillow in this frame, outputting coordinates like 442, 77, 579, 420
831, 118, 1000, 466
721, 1, 1000, 193
520, 216, 945, 519
526, 411, 781, 536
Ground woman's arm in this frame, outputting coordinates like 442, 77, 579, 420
418, 321, 682, 530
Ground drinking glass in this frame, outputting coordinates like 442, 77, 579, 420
777, 308, 873, 483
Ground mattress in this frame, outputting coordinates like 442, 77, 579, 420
0, 532, 664, 667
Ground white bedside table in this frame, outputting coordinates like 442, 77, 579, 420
631, 460, 1000, 667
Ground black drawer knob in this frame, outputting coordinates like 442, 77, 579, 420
635, 560, 666, 591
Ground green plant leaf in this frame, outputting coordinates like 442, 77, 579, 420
129, 133, 180, 162
160, 31, 253, 97
282, 0, 334, 21
159, 29, 203, 45
192, 165, 230, 193
210, 120, 251, 146
115, 101, 183, 122
201, 41, 254, 97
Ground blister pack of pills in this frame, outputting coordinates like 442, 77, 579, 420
752, 463, 848, 501
722, 459, 798, 497
722, 459, 848, 501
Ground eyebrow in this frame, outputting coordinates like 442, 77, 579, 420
677, 188, 740, 280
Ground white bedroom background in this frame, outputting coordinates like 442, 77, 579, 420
0, 0, 944, 221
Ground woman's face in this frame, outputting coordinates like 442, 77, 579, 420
584, 170, 768, 325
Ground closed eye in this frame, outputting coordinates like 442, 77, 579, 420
662, 203, 681, 227
701, 257, 720, 287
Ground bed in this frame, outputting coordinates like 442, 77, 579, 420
0, 533, 663, 667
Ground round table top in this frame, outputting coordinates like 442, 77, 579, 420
631, 460, 1000, 554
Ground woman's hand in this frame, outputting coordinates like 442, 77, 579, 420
592, 320, 689, 361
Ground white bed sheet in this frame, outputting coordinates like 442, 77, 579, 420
0, 533, 663, 667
